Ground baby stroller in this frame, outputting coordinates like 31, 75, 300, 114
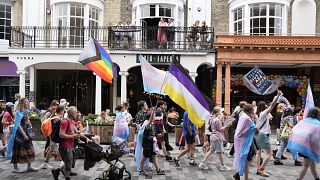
83, 136, 131, 180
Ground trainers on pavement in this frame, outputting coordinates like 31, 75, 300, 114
173, 156, 180, 167
40, 162, 53, 169
156, 169, 166, 175
220, 165, 231, 171
139, 170, 149, 176
165, 156, 173, 161
189, 159, 197, 166
12, 168, 25, 173
199, 162, 208, 170
51, 169, 60, 180
294, 161, 302, 166
257, 170, 270, 177
27, 166, 39, 172
274, 160, 284, 165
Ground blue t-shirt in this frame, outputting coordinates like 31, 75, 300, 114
182, 112, 196, 136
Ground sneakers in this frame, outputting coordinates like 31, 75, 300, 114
139, 170, 149, 176
156, 169, 165, 175
173, 156, 180, 167
27, 166, 39, 172
233, 173, 240, 180
220, 165, 231, 171
189, 159, 197, 166
51, 169, 60, 180
257, 170, 270, 177
165, 156, 173, 161
272, 149, 277, 159
225, 143, 231, 150
274, 159, 284, 165
12, 168, 25, 173
294, 161, 302, 166
281, 155, 287, 160
276, 141, 280, 145
199, 162, 208, 170
40, 162, 53, 169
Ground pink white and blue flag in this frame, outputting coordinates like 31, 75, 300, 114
139, 55, 166, 95
303, 83, 314, 119
288, 117, 320, 163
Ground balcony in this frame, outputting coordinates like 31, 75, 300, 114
9, 26, 215, 52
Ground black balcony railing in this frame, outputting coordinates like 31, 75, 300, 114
10, 26, 215, 51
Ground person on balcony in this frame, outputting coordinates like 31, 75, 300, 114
167, 19, 175, 49
187, 20, 200, 49
200, 21, 208, 49
157, 18, 168, 49
124, 18, 134, 49
114, 21, 124, 48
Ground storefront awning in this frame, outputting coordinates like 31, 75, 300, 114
0, 59, 18, 76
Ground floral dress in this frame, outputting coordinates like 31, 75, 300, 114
11, 111, 35, 164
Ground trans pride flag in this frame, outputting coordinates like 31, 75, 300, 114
233, 113, 256, 176
139, 55, 166, 95
303, 83, 315, 118
288, 117, 320, 163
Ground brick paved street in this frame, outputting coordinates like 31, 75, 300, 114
0, 134, 318, 180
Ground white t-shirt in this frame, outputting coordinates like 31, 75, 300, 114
258, 109, 272, 134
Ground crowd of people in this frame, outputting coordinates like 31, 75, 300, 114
0, 91, 319, 180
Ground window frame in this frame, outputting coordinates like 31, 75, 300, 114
0, 3, 11, 40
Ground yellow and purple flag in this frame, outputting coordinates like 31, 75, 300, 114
162, 59, 213, 127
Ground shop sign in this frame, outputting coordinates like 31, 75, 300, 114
136, 54, 180, 64
16, 56, 34, 60
243, 66, 273, 95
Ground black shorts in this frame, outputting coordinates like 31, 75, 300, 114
143, 148, 156, 159
185, 134, 195, 145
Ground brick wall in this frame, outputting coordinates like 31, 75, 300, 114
12, 0, 23, 26
211, 0, 229, 34
103, 0, 122, 26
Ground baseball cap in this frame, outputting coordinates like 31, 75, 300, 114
5, 102, 14, 107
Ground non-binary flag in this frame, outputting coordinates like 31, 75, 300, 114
303, 83, 315, 119
78, 38, 116, 83
162, 59, 213, 127
139, 55, 166, 95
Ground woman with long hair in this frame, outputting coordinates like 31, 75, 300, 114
8, 98, 38, 173
255, 90, 282, 177
0, 102, 15, 156
157, 18, 168, 49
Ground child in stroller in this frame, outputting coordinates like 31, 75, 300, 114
81, 136, 131, 180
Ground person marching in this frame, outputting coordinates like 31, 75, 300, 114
199, 106, 231, 171
173, 111, 197, 166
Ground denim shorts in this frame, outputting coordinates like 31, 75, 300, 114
255, 133, 271, 150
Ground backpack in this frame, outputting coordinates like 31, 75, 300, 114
51, 118, 69, 143
41, 116, 58, 137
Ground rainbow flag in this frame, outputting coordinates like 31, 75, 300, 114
303, 83, 314, 118
288, 117, 320, 163
78, 38, 116, 83
233, 113, 256, 176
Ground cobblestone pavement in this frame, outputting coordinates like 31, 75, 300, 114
0, 134, 318, 180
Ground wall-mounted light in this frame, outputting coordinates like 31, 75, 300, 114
46, 8, 51, 16
197, 7, 202, 12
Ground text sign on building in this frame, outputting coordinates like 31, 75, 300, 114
136, 54, 180, 64
244, 66, 273, 95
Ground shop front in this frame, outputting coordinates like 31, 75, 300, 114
214, 35, 320, 115
0, 58, 19, 102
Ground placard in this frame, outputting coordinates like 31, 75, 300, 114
244, 66, 273, 95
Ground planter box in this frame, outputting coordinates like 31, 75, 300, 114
30, 118, 46, 141
89, 124, 114, 144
